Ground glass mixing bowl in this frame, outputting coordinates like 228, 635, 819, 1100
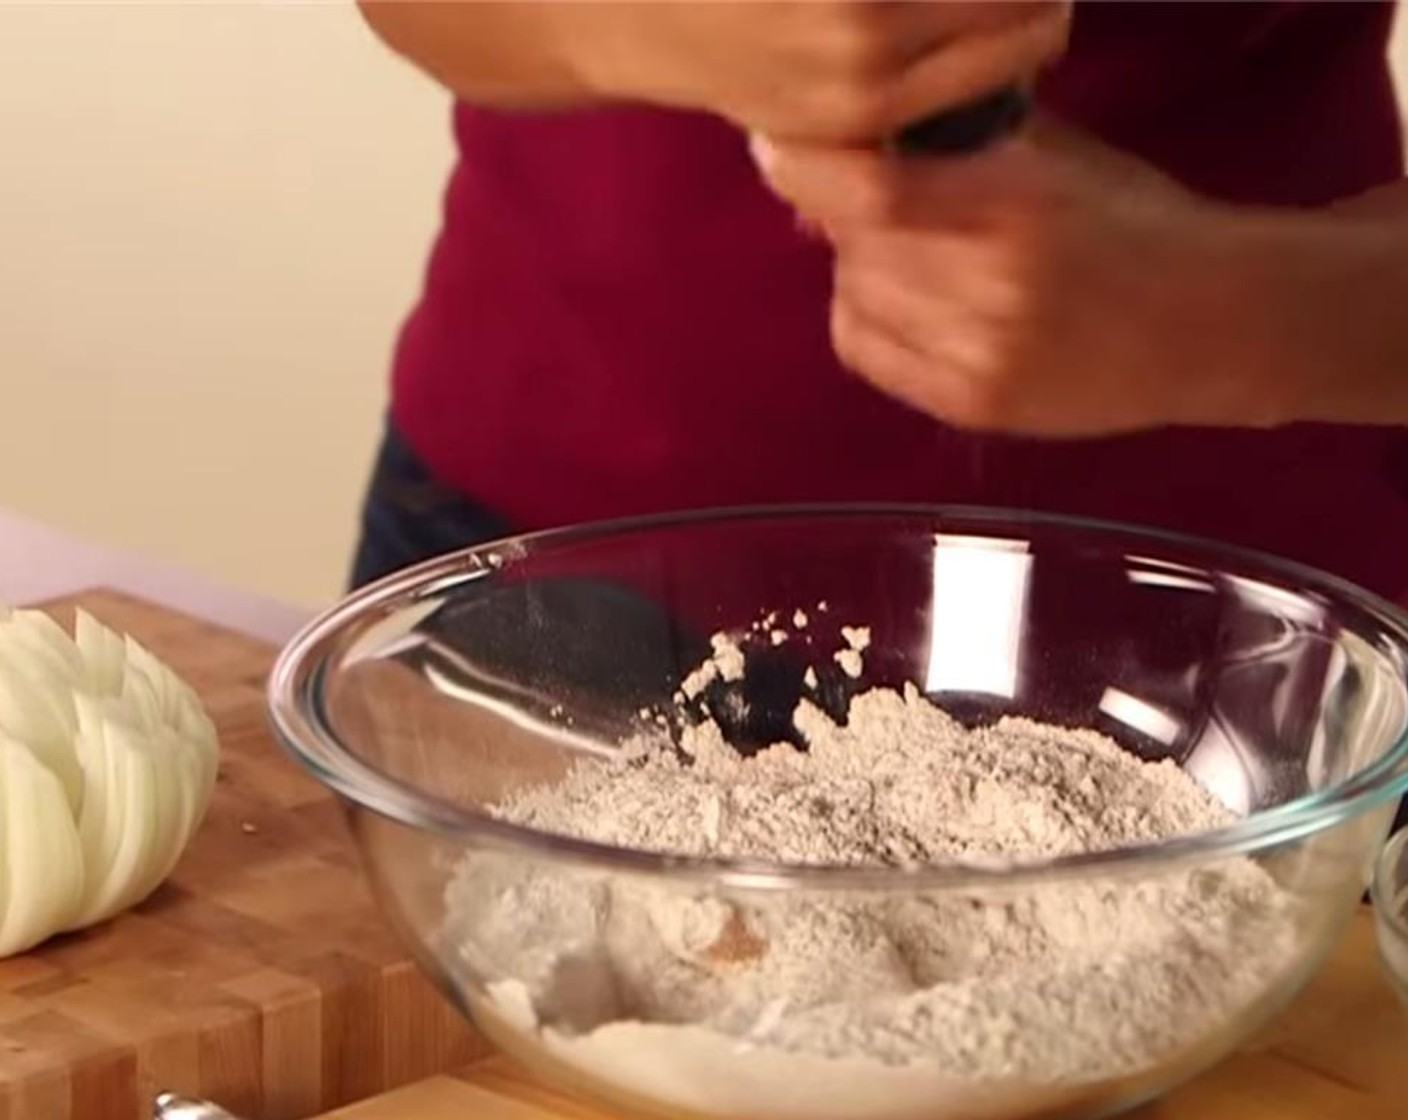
268, 507, 1408, 1120
1372, 826, 1408, 1012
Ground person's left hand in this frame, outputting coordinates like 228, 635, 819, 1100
752, 120, 1302, 436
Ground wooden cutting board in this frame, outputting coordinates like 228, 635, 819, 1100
312, 908, 1407, 1120
0, 589, 487, 1120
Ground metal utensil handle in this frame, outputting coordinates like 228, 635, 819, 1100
896, 85, 1030, 156
153, 1093, 243, 1120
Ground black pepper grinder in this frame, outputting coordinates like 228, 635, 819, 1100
895, 85, 1031, 156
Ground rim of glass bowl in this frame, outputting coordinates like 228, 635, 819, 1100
267, 503, 1408, 893
1371, 826, 1408, 945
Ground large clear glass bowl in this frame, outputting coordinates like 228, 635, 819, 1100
267, 506, 1408, 1120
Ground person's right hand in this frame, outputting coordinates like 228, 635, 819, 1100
561, 1, 1071, 143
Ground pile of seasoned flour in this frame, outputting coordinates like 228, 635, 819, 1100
441, 624, 1303, 1119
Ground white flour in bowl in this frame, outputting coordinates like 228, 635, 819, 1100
441, 625, 1304, 1119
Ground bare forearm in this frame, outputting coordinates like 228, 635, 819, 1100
1246, 182, 1408, 426
1037, 113, 1408, 429
357, 1, 593, 108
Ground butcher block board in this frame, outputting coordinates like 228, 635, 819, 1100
0, 590, 487, 1120
312, 908, 1406, 1120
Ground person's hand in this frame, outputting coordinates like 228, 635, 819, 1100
751, 119, 1336, 436
563, 2, 1070, 143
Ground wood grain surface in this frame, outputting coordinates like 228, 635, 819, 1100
314, 904, 1407, 1120
0, 589, 486, 1120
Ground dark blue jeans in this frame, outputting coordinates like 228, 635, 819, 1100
348, 425, 515, 591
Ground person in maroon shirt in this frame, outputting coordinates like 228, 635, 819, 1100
353, 1, 1408, 601
354, 1, 1408, 832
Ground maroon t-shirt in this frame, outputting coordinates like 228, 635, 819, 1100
389, 1, 1408, 600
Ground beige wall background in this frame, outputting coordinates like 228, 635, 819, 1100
0, 3, 449, 608
2, 4, 1408, 611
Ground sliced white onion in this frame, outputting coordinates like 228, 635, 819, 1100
75, 608, 126, 695
0, 734, 85, 956
0, 629, 83, 809
0, 606, 219, 950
